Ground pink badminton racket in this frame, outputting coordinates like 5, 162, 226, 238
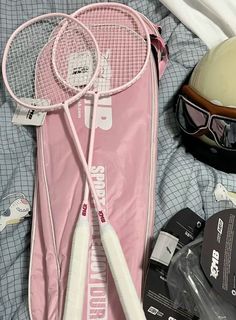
1, 11, 101, 318
56, 3, 151, 320
34, 35, 97, 319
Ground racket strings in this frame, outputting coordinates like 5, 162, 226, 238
36, 27, 99, 105
53, 26, 99, 92
88, 24, 148, 92
4, 15, 100, 109
5, 17, 64, 101
35, 39, 75, 105
76, 6, 144, 37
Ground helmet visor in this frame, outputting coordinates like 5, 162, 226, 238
211, 116, 236, 149
176, 95, 208, 134
176, 94, 236, 150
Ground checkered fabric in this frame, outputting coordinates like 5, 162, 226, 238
1, 1, 236, 319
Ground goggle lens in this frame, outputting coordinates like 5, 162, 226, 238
176, 95, 236, 150
176, 96, 208, 134
211, 117, 236, 149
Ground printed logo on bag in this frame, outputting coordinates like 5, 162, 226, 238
88, 166, 108, 320
84, 51, 112, 131
210, 250, 220, 279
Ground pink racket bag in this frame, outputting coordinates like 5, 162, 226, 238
28, 14, 167, 320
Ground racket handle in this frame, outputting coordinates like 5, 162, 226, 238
63, 220, 90, 320
101, 224, 146, 320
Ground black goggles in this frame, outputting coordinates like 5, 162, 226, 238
176, 88, 236, 151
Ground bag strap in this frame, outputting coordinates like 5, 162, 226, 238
150, 33, 169, 79
139, 13, 169, 79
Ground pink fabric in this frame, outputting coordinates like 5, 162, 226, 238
29, 20, 164, 320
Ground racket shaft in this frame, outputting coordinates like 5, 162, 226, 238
83, 93, 99, 203
64, 94, 99, 319
64, 103, 103, 212
64, 103, 145, 319
101, 224, 146, 320
63, 220, 90, 319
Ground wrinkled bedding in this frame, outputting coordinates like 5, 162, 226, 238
1, 0, 236, 319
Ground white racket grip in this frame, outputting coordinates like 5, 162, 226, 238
63, 220, 90, 320
101, 224, 146, 320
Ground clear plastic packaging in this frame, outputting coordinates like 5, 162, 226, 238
167, 237, 236, 319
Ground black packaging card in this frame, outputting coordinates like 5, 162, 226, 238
201, 208, 236, 306
143, 265, 199, 320
160, 208, 204, 250
143, 208, 205, 320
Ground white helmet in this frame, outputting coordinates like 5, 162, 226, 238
176, 37, 236, 172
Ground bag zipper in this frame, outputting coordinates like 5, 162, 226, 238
142, 50, 159, 296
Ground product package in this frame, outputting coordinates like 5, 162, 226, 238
143, 208, 205, 320
166, 208, 236, 320
201, 208, 236, 307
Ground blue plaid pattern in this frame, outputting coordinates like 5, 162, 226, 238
1, 1, 236, 319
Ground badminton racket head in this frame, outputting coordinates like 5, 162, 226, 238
74, 2, 149, 38
35, 37, 70, 106
54, 3, 151, 96
2, 13, 100, 111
